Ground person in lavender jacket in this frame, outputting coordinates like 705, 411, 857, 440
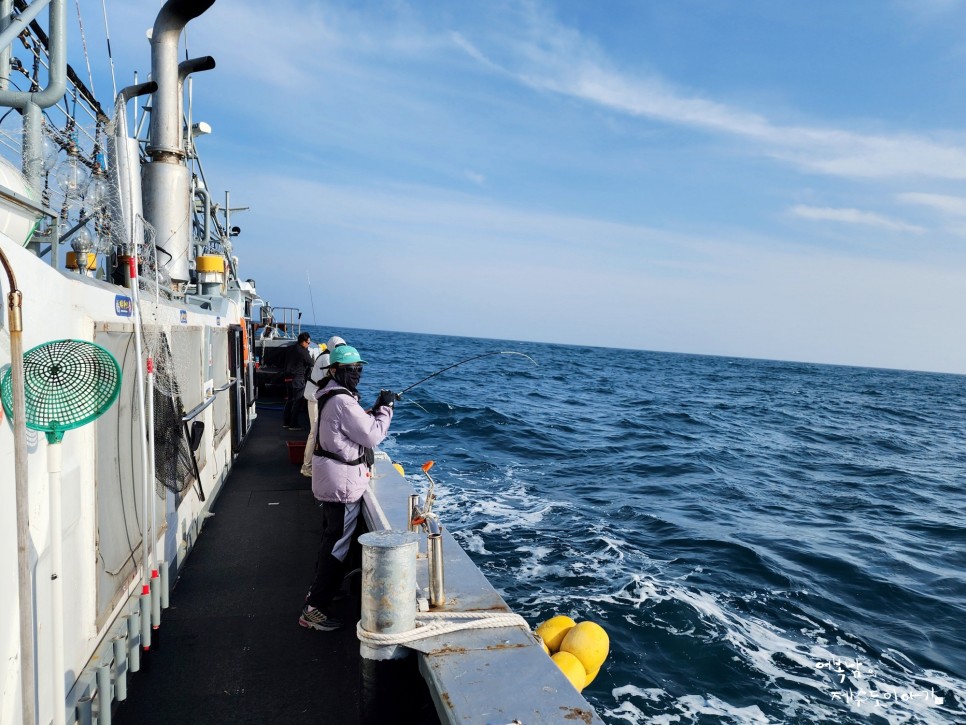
299, 344, 395, 632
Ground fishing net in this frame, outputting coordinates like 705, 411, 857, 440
147, 330, 195, 495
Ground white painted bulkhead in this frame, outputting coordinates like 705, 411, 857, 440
0, 230, 246, 724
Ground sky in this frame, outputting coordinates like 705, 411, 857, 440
82, 0, 966, 374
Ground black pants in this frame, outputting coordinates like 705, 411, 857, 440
306, 500, 362, 612
282, 382, 306, 426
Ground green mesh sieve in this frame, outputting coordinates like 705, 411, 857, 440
0, 339, 121, 443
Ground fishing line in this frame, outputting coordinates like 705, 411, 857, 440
397, 351, 537, 397
307, 271, 318, 326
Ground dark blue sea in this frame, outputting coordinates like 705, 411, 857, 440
307, 326, 966, 724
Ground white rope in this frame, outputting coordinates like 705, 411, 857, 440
357, 611, 531, 646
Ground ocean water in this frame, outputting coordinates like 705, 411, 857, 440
307, 326, 966, 724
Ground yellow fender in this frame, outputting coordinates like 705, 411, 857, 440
535, 615, 575, 652
536, 617, 609, 691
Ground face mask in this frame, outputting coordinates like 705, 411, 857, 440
334, 365, 362, 392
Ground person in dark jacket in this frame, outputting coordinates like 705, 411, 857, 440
299, 344, 395, 632
282, 332, 313, 429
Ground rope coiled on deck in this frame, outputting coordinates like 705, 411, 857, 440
356, 611, 531, 646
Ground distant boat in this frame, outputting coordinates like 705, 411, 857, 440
251, 304, 305, 399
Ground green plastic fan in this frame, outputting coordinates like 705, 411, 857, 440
0, 339, 121, 443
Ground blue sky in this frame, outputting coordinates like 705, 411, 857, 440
93, 1, 966, 373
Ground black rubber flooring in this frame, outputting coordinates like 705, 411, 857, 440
113, 405, 437, 725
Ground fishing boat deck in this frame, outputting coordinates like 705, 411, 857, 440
113, 405, 439, 725
113, 402, 604, 725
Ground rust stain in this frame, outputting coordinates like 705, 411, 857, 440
483, 642, 528, 651
433, 646, 468, 656
435, 603, 510, 613
560, 706, 594, 723
440, 691, 453, 709
431, 642, 529, 656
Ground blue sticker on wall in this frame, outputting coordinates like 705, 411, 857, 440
114, 295, 132, 317
180, 310, 188, 324
216, 316, 221, 326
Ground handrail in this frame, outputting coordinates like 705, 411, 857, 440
181, 378, 235, 421
0, 186, 52, 219
181, 396, 214, 423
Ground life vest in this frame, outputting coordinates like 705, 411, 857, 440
313, 388, 375, 467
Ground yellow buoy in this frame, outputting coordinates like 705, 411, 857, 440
560, 621, 609, 674
392, 463, 405, 476
534, 634, 550, 656
583, 665, 600, 688
535, 615, 576, 653
551, 651, 586, 692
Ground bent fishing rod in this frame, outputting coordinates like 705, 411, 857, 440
394, 351, 537, 398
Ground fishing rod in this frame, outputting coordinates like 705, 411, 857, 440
306, 272, 318, 326
396, 351, 537, 398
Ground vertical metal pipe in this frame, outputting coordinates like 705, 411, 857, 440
127, 612, 140, 673
112, 635, 127, 702
128, 257, 151, 598
95, 664, 111, 725
0, 0, 66, 107
0, 0, 12, 92
160, 560, 170, 609
407, 495, 418, 533
358, 531, 418, 661
48, 441, 66, 725
139, 593, 151, 652
428, 532, 445, 608
2, 250, 36, 725
49, 220, 60, 271
144, 0, 215, 285
147, 359, 157, 578
76, 695, 93, 725
150, 575, 161, 629
22, 101, 42, 201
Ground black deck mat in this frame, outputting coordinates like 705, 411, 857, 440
113, 406, 437, 725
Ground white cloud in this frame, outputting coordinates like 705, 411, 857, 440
894, 0, 964, 20
897, 192, 966, 217
789, 205, 926, 234
453, 7, 966, 181
177, 1, 966, 183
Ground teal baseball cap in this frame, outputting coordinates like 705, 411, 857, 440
329, 344, 367, 366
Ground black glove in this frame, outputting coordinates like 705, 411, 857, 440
374, 389, 396, 410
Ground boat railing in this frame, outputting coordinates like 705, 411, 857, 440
254, 305, 302, 342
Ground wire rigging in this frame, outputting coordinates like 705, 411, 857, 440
73, 0, 95, 97
100, 0, 117, 99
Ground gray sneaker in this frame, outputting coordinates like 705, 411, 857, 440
299, 605, 343, 632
